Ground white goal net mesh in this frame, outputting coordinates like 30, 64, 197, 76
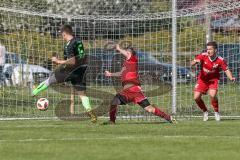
0, 0, 240, 120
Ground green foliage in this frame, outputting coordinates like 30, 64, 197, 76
0, 0, 48, 11
0, 25, 239, 66
0, 31, 63, 65
48, 0, 157, 16
149, 0, 171, 12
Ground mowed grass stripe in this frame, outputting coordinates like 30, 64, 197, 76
1, 135, 240, 143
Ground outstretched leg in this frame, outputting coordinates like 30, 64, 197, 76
138, 99, 176, 123
32, 73, 57, 96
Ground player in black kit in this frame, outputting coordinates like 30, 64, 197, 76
32, 24, 97, 123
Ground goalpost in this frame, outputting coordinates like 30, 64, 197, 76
0, 0, 240, 120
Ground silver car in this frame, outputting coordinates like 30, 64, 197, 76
2, 52, 50, 86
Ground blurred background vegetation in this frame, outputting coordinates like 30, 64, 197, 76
0, 0, 240, 65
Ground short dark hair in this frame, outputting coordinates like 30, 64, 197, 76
207, 41, 218, 49
60, 24, 73, 35
126, 46, 136, 55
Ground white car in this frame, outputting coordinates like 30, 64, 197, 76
3, 52, 50, 86
11, 64, 50, 86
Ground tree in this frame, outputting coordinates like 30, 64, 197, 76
47, 0, 150, 16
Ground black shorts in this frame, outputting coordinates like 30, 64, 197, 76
67, 65, 87, 91
115, 93, 151, 108
55, 65, 87, 91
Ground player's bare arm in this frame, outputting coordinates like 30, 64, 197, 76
225, 70, 236, 81
105, 67, 125, 77
105, 71, 121, 77
190, 59, 200, 66
115, 44, 131, 60
52, 56, 76, 65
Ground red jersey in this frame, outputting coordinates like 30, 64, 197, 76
121, 54, 140, 86
195, 52, 228, 81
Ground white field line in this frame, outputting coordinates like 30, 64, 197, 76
0, 135, 240, 143
1, 115, 240, 121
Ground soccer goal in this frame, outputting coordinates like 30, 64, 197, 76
0, 0, 240, 120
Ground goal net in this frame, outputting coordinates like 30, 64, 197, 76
0, 0, 240, 120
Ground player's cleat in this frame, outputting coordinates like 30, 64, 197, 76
203, 111, 208, 121
214, 112, 221, 121
32, 82, 48, 96
87, 110, 97, 123
170, 116, 177, 124
102, 120, 115, 125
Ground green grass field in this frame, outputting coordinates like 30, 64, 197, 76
1, 119, 240, 160
1, 84, 240, 159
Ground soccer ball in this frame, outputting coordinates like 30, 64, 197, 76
37, 98, 49, 111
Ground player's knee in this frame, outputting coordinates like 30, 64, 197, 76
194, 95, 201, 101
210, 95, 217, 100
144, 105, 154, 113
111, 95, 121, 106
78, 92, 86, 97
138, 99, 151, 109
48, 73, 57, 84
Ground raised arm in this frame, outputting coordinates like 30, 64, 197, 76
115, 44, 131, 60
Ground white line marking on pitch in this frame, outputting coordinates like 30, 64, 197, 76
0, 135, 240, 143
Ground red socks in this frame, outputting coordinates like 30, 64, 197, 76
195, 98, 218, 112
195, 98, 207, 112
154, 107, 171, 121
109, 105, 117, 122
110, 105, 172, 122
211, 98, 219, 112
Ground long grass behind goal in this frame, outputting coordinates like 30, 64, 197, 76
0, 0, 240, 120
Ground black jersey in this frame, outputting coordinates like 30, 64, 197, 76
63, 38, 87, 65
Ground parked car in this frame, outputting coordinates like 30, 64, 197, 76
2, 52, 51, 86
86, 49, 194, 85
211, 15, 240, 34
136, 51, 193, 84
11, 64, 50, 86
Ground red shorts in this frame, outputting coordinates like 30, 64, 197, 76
119, 85, 147, 104
194, 79, 219, 94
